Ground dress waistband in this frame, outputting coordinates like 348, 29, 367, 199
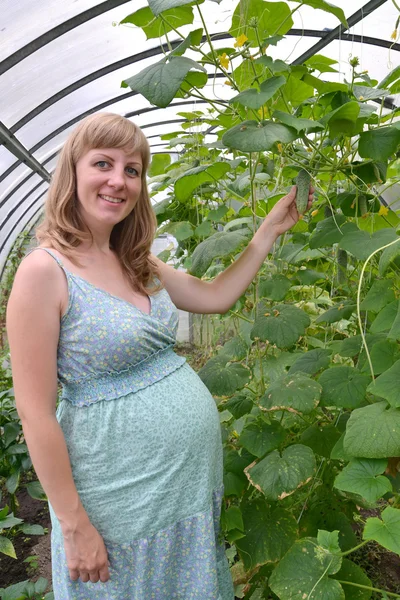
60, 346, 187, 407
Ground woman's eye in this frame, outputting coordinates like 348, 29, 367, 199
126, 166, 139, 176
96, 160, 109, 168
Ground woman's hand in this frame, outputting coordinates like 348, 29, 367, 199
63, 519, 110, 584
264, 185, 314, 237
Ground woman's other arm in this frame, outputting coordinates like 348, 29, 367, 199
6, 252, 109, 584
153, 186, 313, 314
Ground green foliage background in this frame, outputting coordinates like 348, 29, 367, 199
120, 0, 400, 597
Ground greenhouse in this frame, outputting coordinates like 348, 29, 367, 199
1, 0, 400, 598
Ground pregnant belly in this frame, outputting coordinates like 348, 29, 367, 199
56, 363, 223, 541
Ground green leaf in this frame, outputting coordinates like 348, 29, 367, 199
255, 55, 290, 73
148, 0, 200, 15
334, 458, 392, 503
239, 419, 286, 457
219, 337, 249, 361
332, 559, 372, 600
198, 356, 250, 395
339, 228, 398, 262
360, 279, 395, 312
301, 424, 342, 458
300, 510, 357, 553
379, 65, 400, 93
388, 302, 400, 341
273, 110, 323, 132
206, 205, 229, 221
230, 76, 286, 109
222, 119, 297, 152
288, 348, 332, 376
230, 0, 293, 48
0, 513, 23, 529
6, 442, 28, 455
378, 238, 400, 275
353, 85, 390, 101
3, 422, 20, 448
225, 391, 253, 419
236, 500, 298, 570
25, 480, 46, 501
295, 269, 326, 285
305, 54, 338, 74
223, 506, 244, 532
309, 215, 347, 249
170, 28, 203, 56
245, 444, 316, 500
189, 231, 248, 277
363, 506, 400, 554
34, 577, 49, 595
315, 302, 356, 324
296, 0, 347, 26
317, 530, 341, 554
303, 74, 348, 96
359, 339, 399, 375
370, 301, 398, 334
121, 6, 194, 39
159, 220, 194, 241
122, 56, 206, 108
260, 373, 322, 414
367, 360, 400, 407
259, 274, 292, 301
321, 101, 361, 136
174, 162, 230, 201
344, 402, 400, 458
319, 367, 370, 409
359, 126, 400, 162
6, 471, 20, 495
251, 303, 310, 348
148, 154, 171, 176
269, 538, 344, 600
195, 220, 215, 238
0, 535, 16, 559
337, 333, 386, 358
282, 74, 314, 105
262, 34, 285, 46
20, 523, 45, 535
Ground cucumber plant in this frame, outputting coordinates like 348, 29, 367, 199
118, 0, 400, 596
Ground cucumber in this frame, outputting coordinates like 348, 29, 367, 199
295, 169, 311, 214
358, 194, 368, 216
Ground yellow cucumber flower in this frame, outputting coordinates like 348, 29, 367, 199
378, 205, 389, 216
219, 52, 229, 69
234, 34, 248, 48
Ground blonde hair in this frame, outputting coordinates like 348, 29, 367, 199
36, 112, 162, 295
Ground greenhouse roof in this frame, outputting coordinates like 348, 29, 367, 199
1, 0, 399, 274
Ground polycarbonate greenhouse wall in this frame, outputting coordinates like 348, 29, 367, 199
0, 0, 399, 277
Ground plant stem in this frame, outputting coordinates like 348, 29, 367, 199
336, 580, 400, 598
228, 310, 254, 324
339, 540, 368, 557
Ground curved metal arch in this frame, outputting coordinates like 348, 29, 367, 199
0, 0, 132, 77
10, 0, 399, 136
0, 193, 46, 278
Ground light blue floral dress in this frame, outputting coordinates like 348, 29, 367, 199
32, 248, 234, 600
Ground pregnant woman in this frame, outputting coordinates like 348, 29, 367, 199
6, 112, 312, 599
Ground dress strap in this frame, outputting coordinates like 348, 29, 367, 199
27, 247, 64, 268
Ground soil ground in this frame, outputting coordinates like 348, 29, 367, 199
0, 487, 52, 590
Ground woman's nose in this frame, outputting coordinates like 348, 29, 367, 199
107, 169, 125, 189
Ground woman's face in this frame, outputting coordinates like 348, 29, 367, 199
75, 147, 143, 231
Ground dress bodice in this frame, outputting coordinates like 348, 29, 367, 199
29, 248, 186, 406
